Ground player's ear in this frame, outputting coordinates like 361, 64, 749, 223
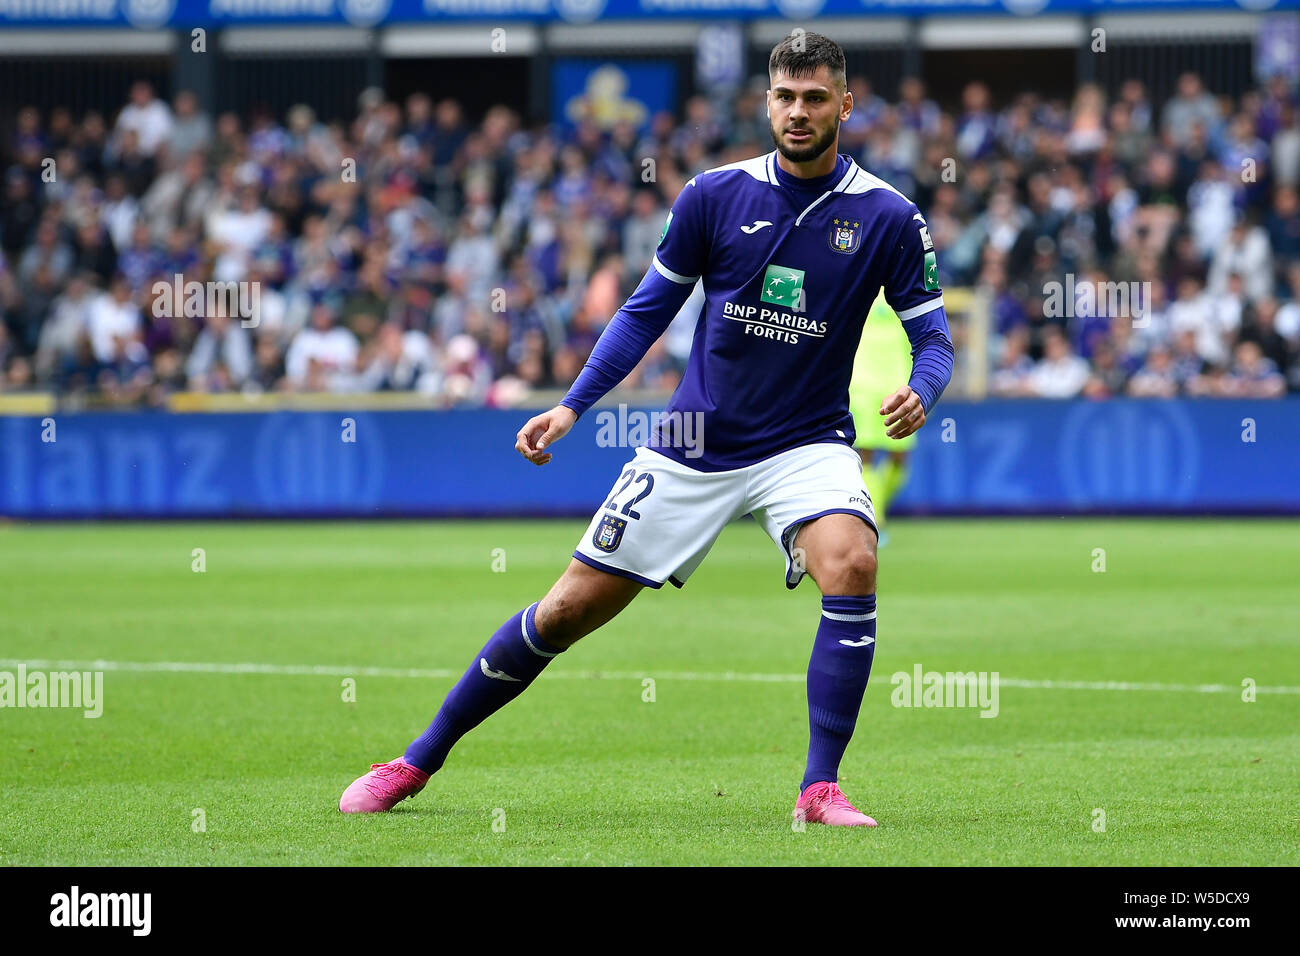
841, 89, 853, 122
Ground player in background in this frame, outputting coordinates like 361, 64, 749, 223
341, 32, 954, 826
849, 293, 919, 545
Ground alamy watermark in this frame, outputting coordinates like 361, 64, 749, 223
890, 664, 999, 718
0, 664, 103, 718
50, 886, 150, 936
152, 273, 260, 328
1043, 275, 1151, 328
594, 403, 705, 459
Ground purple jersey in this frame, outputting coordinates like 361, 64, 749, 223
563, 150, 953, 471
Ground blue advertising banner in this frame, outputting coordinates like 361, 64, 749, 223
1, 400, 1297, 519
0, 0, 1295, 28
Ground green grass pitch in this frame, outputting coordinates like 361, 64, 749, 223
1, 518, 1297, 866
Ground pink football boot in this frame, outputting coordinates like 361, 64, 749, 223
339, 757, 430, 813
793, 781, 878, 827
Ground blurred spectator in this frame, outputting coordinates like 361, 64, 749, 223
1127, 345, 1181, 397
19, 220, 73, 288
359, 321, 440, 393
1208, 216, 1272, 302
285, 302, 358, 389
112, 81, 173, 159
87, 274, 141, 364
35, 273, 94, 382
989, 327, 1034, 397
1, 168, 40, 259
1163, 73, 1219, 148
142, 151, 215, 241
187, 307, 253, 389
1028, 327, 1091, 398
168, 90, 213, 161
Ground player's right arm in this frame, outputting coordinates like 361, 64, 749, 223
515, 177, 710, 466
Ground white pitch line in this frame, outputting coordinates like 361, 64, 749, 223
2, 658, 1298, 695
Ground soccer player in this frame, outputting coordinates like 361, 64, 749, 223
849, 292, 921, 544
341, 33, 955, 826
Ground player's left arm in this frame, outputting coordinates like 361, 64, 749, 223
879, 204, 956, 439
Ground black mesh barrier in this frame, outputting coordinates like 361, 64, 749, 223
0, 56, 171, 134
1096, 38, 1255, 106
215, 52, 373, 125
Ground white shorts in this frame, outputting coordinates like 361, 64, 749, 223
573, 442, 876, 590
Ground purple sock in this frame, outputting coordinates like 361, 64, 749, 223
801, 594, 877, 793
404, 602, 563, 773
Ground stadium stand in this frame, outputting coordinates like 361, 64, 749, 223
1, 70, 1297, 406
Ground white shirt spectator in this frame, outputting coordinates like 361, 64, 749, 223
285, 326, 359, 386
1208, 226, 1273, 302
208, 205, 272, 282
101, 194, 139, 252
1169, 291, 1240, 366
115, 98, 174, 158
1187, 177, 1236, 258
1029, 350, 1090, 398
87, 291, 142, 362
1276, 300, 1300, 340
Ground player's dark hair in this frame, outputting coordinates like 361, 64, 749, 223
768, 32, 847, 93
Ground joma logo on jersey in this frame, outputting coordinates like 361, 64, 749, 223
593, 514, 628, 553
829, 218, 861, 255
760, 264, 805, 310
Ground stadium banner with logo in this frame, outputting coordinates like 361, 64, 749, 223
0, 0, 1296, 29
551, 59, 676, 135
1, 399, 1297, 518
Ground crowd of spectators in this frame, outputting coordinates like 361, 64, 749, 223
1, 69, 1298, 406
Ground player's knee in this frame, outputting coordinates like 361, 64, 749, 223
847, 547, 878, 592
534, 593, 585, 649
819, 546, 877, 595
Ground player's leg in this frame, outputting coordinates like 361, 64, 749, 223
790, 513, 879, 823
340, 561, 641, 813
795, 511, 877, 594
533, 557, 645, 649
749, 444, 880, 826
403, 559, 643, 769
401, 560, 639, 773
341, 445, 740, 813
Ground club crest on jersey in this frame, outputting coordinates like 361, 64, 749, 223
829, 218, 861, 255
593, 514, 628, 553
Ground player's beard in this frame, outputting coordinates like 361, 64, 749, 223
769, 113, 839, 165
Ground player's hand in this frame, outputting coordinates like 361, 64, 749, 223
515, 405, 577, 466
880, 386, 926, 439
